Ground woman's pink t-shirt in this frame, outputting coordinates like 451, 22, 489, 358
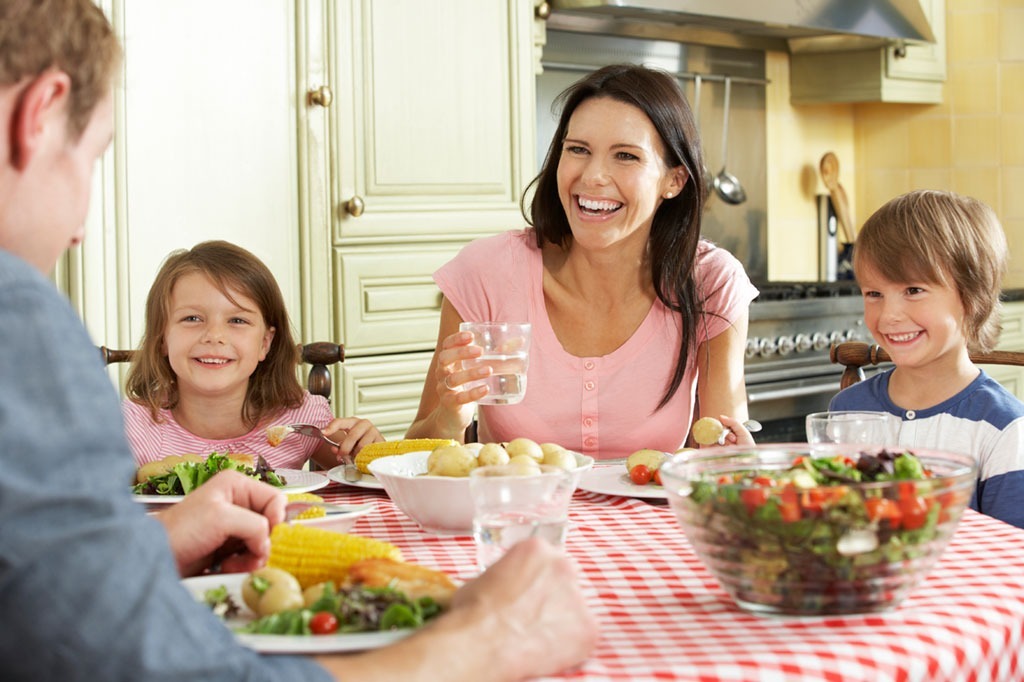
122, 392, 334, 470
434, 229, 758, 460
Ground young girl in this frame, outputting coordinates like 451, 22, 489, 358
123, 240, 382, 471
830, 190, 1024, 528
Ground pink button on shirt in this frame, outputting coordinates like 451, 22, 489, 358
434, 229, 758, 460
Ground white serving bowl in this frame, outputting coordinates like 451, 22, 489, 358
369, 450, 594, 535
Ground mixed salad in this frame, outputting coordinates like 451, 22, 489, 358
679, 449, 972, 612
204, 581, 443, 636
133, 452, 286, 496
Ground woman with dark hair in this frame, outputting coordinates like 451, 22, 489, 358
408, 64, 758, 459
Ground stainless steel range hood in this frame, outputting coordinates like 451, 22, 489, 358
546, 0, 936, 53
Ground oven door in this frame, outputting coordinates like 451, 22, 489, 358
746, 372, 844, 442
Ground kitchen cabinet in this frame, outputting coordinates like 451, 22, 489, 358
305, 0, 543, 439
789, 0, 946, 104
988, 300, 1024, 400
67, 0, 542, 440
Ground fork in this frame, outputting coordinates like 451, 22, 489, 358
274, 423, 362, 482
284, 501, 373, 522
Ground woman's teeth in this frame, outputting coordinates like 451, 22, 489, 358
197, 358, 230, 365
577, 196, 622, 215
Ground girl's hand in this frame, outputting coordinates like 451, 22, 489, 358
717, 414, 756, 446
322, 417, 384, 462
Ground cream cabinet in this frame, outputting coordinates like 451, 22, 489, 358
315, 0, 541, 438
71, 1, 541, 440
789, 0, 946, 104
988, 300, 1024, 400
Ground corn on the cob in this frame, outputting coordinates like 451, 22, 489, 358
354, 438, 456, 474
285, 492, 325, 519
268, 523, 403, 589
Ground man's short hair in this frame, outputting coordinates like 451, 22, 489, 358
0, 0, 121, 138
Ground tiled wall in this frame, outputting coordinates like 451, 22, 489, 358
768, 0, 1024, 287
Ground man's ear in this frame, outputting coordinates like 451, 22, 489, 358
11, 70, 72, 170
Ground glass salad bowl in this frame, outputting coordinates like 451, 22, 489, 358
659, 444, 976, 616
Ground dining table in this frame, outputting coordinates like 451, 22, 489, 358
312, 464, 1024, 681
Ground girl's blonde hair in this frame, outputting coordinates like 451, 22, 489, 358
853, 190, 1008, 353
126, 240, 303, 425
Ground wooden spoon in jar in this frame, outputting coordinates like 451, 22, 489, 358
819, 152, 855, 246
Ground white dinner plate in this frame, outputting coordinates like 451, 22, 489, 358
133, 468, 330, 505
181, 573, 412, 654
325, 464, 385, 490
578, 465, 668, 500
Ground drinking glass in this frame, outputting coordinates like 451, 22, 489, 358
806, 410, 896, 446
459, 321, 531, 405
469, 464, 576, 570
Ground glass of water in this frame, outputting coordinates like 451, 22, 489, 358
806, 410, 897, 446
469, 464, 577, 571
459, 321, 531, 405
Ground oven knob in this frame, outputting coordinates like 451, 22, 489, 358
776, 336, 795, 355
794, 333, 813, 353
811, 332, 829, 351
845, 328, 860, 341
758, 337, 778, 357
745, 338, 759, 358
828, 331, 843, 345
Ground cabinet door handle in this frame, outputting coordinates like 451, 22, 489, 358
535, 2, 551, 20
345, 196, 365, 217
307, 85, 333, 108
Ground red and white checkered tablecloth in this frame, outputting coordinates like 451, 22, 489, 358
319, 476, 1024, 681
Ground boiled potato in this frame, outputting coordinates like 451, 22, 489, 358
691, 417, 726, 445
626, 448, 668, 473
542, 447, 578, 471
540, 442, 567, 459
506, 454, 542, 476
427, 444, 479, 477
506, 437, 543, 462
477, 442, 510, 467
242, 567, 304, 616
302, 582, 334, 608
463, 441, 484, 456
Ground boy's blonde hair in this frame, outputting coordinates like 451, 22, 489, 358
0, 0, 121, 139
126, 240, 304, 426
853, 189, 1008, 353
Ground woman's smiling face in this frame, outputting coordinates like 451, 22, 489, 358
556, 96, 684, 253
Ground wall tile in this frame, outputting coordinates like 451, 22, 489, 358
949, 62, 999, 115
1000, 8, 1024, 60
953, 167, 1001, 209
1001, 166, 1024, 218
910, 168, 955, 190
1002, 63, 1024, 112
948, 10, 1000, 62
863, 169, 911, 219
909, 116, 953, 167
1001, 115, 1024, 163
952, 116, 1001, 166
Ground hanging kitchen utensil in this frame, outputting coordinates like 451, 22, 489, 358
692, 75, 713, 198
819, 151, 855, 245
713, 77, 747, 205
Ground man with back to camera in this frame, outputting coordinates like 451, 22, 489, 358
0, 1, 597, 679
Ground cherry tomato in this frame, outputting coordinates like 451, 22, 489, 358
779, 486, 801, 523
865, 497, 902, 528
741, 487, 770, 513
629, 465, 653, 486
309, 611, 339, 635
900, 494, 931, 530
652, 468, 662, 486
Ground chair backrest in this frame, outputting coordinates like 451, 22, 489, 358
830, 341, 1024, 390
98, 342, 345, 400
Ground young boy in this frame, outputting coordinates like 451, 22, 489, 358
830, 190, 1024, 529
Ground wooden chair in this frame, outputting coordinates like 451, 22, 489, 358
830, 340, 1024, 390
98, 342, 345, 400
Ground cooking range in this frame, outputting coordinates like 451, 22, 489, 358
743, 281, 872, 442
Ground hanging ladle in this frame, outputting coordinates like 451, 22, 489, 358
713, 76, 747, 205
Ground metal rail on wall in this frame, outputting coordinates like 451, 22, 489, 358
540, 60, 770, 87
